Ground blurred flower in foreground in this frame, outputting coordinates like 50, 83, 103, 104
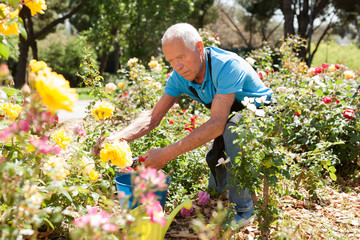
100, 139, 133, 168
29, 60, 78, 112
43, 156, 70, 180
52, 129, 71, 149
0, 4, 20, 36
92, 101, 115, 120
74, 206, 118, 233
24, 0, 47, 16
140, 192, 166, 226
0, 103, 22, 120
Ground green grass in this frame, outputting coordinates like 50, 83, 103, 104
76, 87, 92, 100
311, 41, 360, 70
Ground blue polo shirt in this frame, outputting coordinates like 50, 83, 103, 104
164, 47, 273, 106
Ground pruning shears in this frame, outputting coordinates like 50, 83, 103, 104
130, 156, 147, 169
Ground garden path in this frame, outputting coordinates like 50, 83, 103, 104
57, 99, 92, 123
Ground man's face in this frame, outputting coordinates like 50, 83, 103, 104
162, 38, 203, 82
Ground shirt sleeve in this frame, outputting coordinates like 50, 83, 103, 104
164, 75, 182, 97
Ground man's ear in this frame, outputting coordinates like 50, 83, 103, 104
195, 41, 204, 54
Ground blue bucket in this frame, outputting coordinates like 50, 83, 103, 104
114, 173, 170, 209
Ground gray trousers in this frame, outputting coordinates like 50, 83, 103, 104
207, 112, 253, 213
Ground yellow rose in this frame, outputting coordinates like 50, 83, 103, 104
100, 140, 133, 168
0, 4, 20, 36
34, 66, 78, 112
51, 129, 71, 149
0, 103, 22, 120
92, 101, 115, 120
29, 59, 47, 73
117, 82, 125, 88
24, 0, 47, 16
89, 170, 100, 181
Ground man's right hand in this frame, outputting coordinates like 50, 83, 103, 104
91, 136, 106, 157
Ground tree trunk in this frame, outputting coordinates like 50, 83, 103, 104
280, 0, 295, 38
16, 35, 29, 88
15, 6, 32, 88
99, 28, 118, 75
99, 52, 109, 76
114, 41, 120, 73
14, 3, 83, 88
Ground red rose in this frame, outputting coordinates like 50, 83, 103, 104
322, 96, 332, 104
343, 109, 355, 120
169, 119, 174, 124
258, 72, 263, 80
314, 67, 323, 74
295, 111, 300, 117
336, 99, 340, 104
322, 63, 329, 68
184, 123, 193, 132
335, 64, 341, 69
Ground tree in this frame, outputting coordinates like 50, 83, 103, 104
15, 0, 83, 88
214, 0, 282, 51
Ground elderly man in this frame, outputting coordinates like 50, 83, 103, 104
107, 23, 273, 227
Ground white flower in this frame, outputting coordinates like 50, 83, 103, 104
246, 103, 257, 113
245, 57, 256, 66
313, 76, 326, 87
216, 157, 230, 167
255, 95, 270, 105
241, 96, 255, 106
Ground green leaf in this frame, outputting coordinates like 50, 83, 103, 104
9, 0, 21, 6
315, 89, 323, 97
17, 18, 27, 40
0, 42, 10, 59
329, 172, 337, 181
99, 162, 107, 168
43, 218, 55, 230
61, 190, 73, 202
1, 87, 20, 96
329, 166, 336, 173
335, 79, 343, 85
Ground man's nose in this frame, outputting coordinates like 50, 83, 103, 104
173, 61, 183, 71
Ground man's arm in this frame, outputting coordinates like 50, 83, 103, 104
107, 94, 178, 142
143, 92, 235, 169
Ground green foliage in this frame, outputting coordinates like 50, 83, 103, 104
38, 34, 84, 87
311, 40, 360, 71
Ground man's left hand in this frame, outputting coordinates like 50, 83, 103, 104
142, 147, 173, 170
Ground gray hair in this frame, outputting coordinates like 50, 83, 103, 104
161, 23, 202, 51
